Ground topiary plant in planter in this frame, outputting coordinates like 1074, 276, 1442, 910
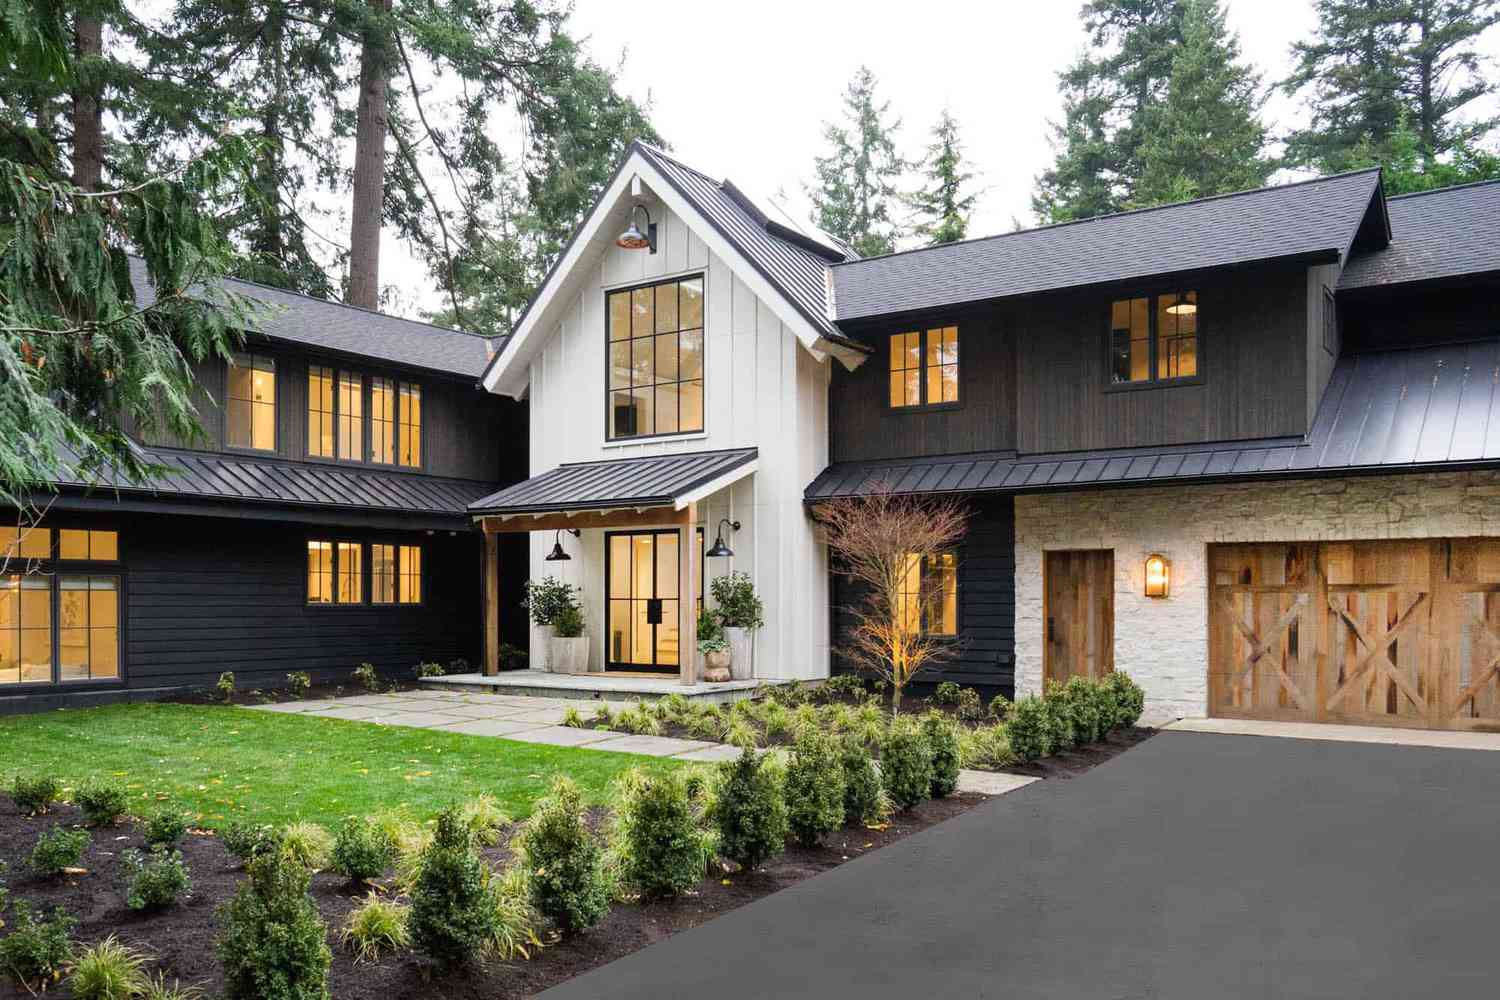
526, 577, 582, 673
710, 572, 764, 681
549, 603, 589, 674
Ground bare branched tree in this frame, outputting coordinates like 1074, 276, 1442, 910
813, 484, 969, 713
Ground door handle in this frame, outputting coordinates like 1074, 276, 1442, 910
646, 599, 663, 625
1047, 617, 1055, 642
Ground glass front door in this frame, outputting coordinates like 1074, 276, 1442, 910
606, 530, 680, 673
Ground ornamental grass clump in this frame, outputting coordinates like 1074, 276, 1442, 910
839, 736, 883, 825
784, 730, 844, 847
408, 807, 496, 969
483, 866, 544, 962
341, 896, 409, 963
710, 748, 787, 871
75, 780, 130, 827
217, 849, 331, 1000
67, 935, 146, 1000
458, 793, 511, 847
0, 903, 74, 989
330, 817, 396, 884
144, 806, 190, 848
123, 847, 190, 910
880, 717, 935, 810
611, 768, 711, 901
9, 774, 60, 815
920, 711, 962, 798
515, 776, 609, 935
278, 821, 333, 872
29, 825, 88, 876
959, 724, 1017, 770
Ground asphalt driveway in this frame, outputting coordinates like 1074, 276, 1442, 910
541, 730, 1500, 999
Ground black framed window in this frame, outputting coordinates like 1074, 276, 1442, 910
889, 327, 960, 409
1322, 286, 1338, 355
306, 366, 419, 467
371, 377, 396, 464
897, 550, 958, 636
1109, 291, 1198, 385
398, 382, 422, 468
607, 275, 705, 440
227, 352, 276, 450
308, 365, 336, 458
371, 543, 422, 605
338, 372, 363, 461
307, 540, 362, 605
1, 526, 121, 686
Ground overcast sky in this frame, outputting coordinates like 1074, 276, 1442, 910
381, 0, 1500, 316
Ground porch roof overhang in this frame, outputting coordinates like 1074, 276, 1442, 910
470, 447, 757, 530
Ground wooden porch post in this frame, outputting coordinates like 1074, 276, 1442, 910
483, 531, 499, 676
679, 502, 697, 686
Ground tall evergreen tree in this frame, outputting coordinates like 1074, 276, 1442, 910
1033, 0, 1188, 222
1348, 114, 1500, 191
1134, 0, 1274, 205
1284, 0, 1500, 171
807, 66, 907, 257
909, 109, 979, 245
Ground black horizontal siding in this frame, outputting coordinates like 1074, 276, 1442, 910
831, 496, 1015, 695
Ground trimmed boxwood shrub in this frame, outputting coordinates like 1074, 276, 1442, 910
75, 781, 130, 827
920, 712, 962, 798
0, 903, 74, 989
711, 748, 787, 871
29, 825, 88, 876
9, 775, 61, 816
1005, 696, 1051, 762
223, 821, 280, 863
880, 717, 934, 810
144, 807, 190, 848
515, 776, 609, 935
839, 735, 882, 825
1042, 682, 1079, 750
785, 730, 845, 847
330, 817, 396, 884
1104, 671, 1146, 729
1061, 677, 1105, 745
408, 807, 495, 969
123, 847, 190, 910
217, 850, 331, 1000
611, 768, 709, 900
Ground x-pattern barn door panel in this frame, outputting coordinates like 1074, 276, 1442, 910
1209, 539, 1500, 732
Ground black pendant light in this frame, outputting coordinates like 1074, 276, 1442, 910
705, 519, 740, 558
544, 528, 580, 561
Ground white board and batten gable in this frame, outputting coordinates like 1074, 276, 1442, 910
481, 143, 868, 681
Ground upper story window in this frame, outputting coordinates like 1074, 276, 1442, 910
889, 327, 960, 408
1110, 291, 1198, 385
227, 352, 276, 450
607, 275, 705, 440
306, 367, 421, 468
1322, 286, 1338, 355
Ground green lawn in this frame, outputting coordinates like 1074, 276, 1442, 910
0, 703, 682, 828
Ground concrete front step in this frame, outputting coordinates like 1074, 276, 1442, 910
420, 670, 789, 705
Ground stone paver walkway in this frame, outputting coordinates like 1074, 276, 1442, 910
249, 690, 1017, 793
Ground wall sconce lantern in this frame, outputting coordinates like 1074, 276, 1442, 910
616, 204, 657, 254
705, 519, 740, 558
545, 528, 581, 562
1144, 553, 1170, 598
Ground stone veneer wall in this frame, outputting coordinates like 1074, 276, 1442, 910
1013, 470, 1500, 721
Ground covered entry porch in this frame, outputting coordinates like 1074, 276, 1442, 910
471, 448, 758, 687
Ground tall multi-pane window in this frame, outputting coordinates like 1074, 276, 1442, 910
338, 372, 363, 461
607, 276, 704, 439
398, 545, 421, 604
399, 383, 422, 467
227, 353, 276, 450
307, 541, 334, 604
337, 542, 361, 603
308, 366, 335, 458
371, 544, 396, 604
2, 526, 120, 686
897, 551, 958, 636
888, 327, 959, 408
370, 378, 396, 464
1110, 291, 1198, 385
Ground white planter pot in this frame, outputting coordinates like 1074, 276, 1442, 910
533, 624, 555, 670
725, 627, 754, 681
550, 635, 588, 675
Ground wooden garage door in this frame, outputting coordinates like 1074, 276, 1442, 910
1209, 539, 1500, 732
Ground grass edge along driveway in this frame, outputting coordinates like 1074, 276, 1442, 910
0, 702, 683, 828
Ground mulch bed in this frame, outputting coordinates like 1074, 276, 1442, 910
171, 679, 424, 708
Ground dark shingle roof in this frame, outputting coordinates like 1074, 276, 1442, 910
634, 144, 867, 351
60, 445, 496, 520
830, 169, 1387, 323
128, 257, 499, 379
1340, 180, 1500, 291
470, 447, 757, 515
806, 338, 1500, 500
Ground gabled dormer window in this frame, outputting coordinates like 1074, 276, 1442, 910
889, 327, 959, 409
607, 276, 705, 440
1109, 291, 1198, 385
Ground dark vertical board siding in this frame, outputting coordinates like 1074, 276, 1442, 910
1015, 263, 1310, 453
830, 496, 1015, 694
118, 511, 480, 690
829, 311, 1015, 462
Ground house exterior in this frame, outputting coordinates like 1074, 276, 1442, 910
10, 139, 1500, 734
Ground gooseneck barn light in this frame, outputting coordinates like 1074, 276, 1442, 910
705, 519, 740, 558
616, 204, 658, 254
544, 528, 581, 562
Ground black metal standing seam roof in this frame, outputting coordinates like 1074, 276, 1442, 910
58, 446, 499, 517
805, 339, 1500, 501
1339, 180, 1500, 291
127, 258, 500, 379
468, 447, 758, 516
829, 169, 1386, 322
633, 144, 869, 352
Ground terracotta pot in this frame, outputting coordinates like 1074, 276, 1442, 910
725, 627, 754, 681
702, 663, 732, 683
549, 635, 588, 675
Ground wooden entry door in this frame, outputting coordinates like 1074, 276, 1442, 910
1209, 539, 1500, 731
1044, 550, 1115, 685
